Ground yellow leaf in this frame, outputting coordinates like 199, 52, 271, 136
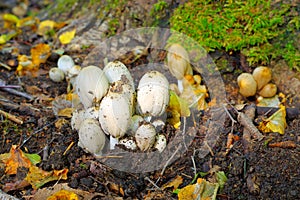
2, 13, 20, 24
167, 90, 190, 128
58, 108, 74, 118
25, 165, 68, 190
0, 31, 18, 44
59, 29, 76, 44
180, 76, 208, 110
31, 43, 51, 66
178, 178, 219, 200
258, 105, 287, 134
162, 175, 183, 190
37, 20, 56, 35
47, 190, 78, 200
16, 54, 34, 76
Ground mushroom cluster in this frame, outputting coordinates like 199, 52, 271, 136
237, 66, 277, 98
71, 61, 169, 156
49, 55, 81, 91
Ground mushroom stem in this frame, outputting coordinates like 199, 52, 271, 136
177, 79, 183, 93
110, 135, 119, 150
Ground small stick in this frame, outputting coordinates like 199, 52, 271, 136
238, 112, 264, 140
63, 141, 74, 156
191, 149, 197, 176
0, 109, 23, 124
1, 87, 33, 100
145, 177, 162, 190
20, 119, 57, 148
0, 61, 12, 70
160, 145, 181, 176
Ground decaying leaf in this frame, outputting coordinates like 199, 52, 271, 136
180, 75, 208, 110
31, 43, 51, 66
0, 145, 69, 191
47, 190, 78, 200
33, 183, 104, 200
0, 145, 37, 174
37, 20, 56, 35
59, 29, 76, 44
258, 105, 287, 134
162, 175, 183, 191
256, 95, 281, 107
167, 90, 190, 128
25, 165, 68, 190
177, 178, 219, 200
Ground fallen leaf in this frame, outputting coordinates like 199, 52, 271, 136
37, 20, 56, 35
47, 190, 78, 200
16, 54, 34, 75
180, 75, 208, 110
58, 108, 74, 118
59, 29, 76, 44
256, 95, 280, 107
258, 105, 287, 134
55, 118, 69, 129
33, 183, 104, 200
167, 90, 191, 128
25, 165, 68, 190
0, 31, 18, 44
31, 43, 51, 66
178, 178, 219, 200
162, 175, 183, 190
0, 145, 32, 174
2, 13, 20, 28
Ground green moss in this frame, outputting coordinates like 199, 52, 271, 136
170, 0, 300, 71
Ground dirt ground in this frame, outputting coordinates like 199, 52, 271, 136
0, 1, 300, 200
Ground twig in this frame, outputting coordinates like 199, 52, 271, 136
20, 119, 57, 148
145, 177, 162, 190
191, 149, 197, 177
160, 145, 181, 176
0, 108, 23, 124
0, 61, 12, 70
1, 87, 33, 100
238, 112, 264, 140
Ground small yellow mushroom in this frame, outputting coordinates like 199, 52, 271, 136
237, 73, 257, 97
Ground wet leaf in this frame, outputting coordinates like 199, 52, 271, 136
31, 43, 51, 66
256, 95, 280, 107
258, 105, 287, 134
167, 90, 190, 128
25, 165, 68, 190
178, 178, 219, 200
24, 152, 41, 165
216, 171, 227, 191
16, 54, 34, 75
162, 175, 183, 190
47, 189, 78, 200
180, 75, 208, 110
0, 145, 32, 174
59, 29, 76, 44
2, 13, 20, 27
37, 20, 56, 35
0, 31, 18, 44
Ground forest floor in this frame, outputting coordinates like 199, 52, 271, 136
0, 1, 299, 200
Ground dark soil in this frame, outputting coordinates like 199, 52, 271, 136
0, 1, 300, 200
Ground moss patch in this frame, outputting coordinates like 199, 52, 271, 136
170, 0, 300, 71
